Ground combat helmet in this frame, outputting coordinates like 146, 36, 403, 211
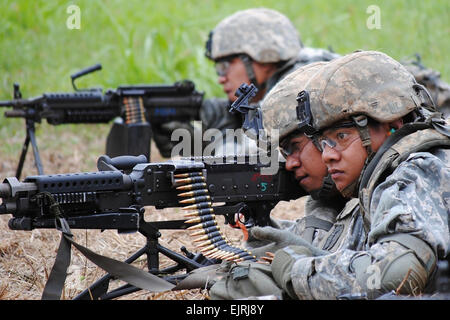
205, 8, 301, 63
260, 61, 342, 200
295, 50, 443, 197
261, 61, 328, 143
205, 8, 302, 91
296, 50, 437, 154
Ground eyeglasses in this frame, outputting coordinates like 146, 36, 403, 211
318, 122, 361, 152
215, 60, 230, 77
215, 55, 240, 77
279, 134, 308, 159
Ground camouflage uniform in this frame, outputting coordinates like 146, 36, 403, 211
209, 51, 450, 300
208, 62, 344, 299
243, 61, 345, 257
284, 51, 450, 299
290, 147, 449, 299
199, 48, 339, 157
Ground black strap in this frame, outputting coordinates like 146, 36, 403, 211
41, 231, 72, 300
41, 218, 175, 300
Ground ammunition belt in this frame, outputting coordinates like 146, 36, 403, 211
174, 170, 256, 262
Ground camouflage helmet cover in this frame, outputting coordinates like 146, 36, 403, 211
261, 61, 329, 142
304, 51, 424, 130
207, 8, 302, 63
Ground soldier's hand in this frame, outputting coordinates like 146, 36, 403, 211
247, 226, 328, 257
271, 245, 313, 299
152, 121, 196, 158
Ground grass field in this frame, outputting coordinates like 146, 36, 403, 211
0, 0, 448, 168
0, 0, 448, 300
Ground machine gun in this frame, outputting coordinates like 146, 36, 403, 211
0, 154, 305, 299
0, 64, 203, 178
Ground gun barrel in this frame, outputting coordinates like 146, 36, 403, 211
0, 100, 14, 107
4, 110, 27, 118
0, 183, 11, 198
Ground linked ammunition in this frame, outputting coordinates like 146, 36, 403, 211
182, 202, 212, 211
186, 220, 218, 230
189, 224, 220, 236
177, 189, 209, 197
185, 214, 216, 224
197, 235, 226, 247
193, 230, 222, 242
174, 176, 205, 186
202, 248, 219, 257
235, 255, 257, 262
176, 182, 207, 191
183, 208, 215, 218
200, 240, 228, 252
179, 195, 211, 204
173, 172, 203, 179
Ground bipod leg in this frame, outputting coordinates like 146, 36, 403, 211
15, 133, 30, 179
139, 220, 206, 273
16, 119, 43, 179
73, 219, 207, 300
73, 245, 148, 300
27, 120, 44, 175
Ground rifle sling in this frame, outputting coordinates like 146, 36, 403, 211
42, 220, 175, 300
41, 231, 72, 300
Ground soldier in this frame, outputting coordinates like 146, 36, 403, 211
178, 61, 344, 294
206, 61, 340, 299
243, 61, 345, 258
208, 50, 449, 300
269, 50, 450, 299
152, 8, 339, 157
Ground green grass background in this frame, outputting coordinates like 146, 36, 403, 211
0, 0, 448, 167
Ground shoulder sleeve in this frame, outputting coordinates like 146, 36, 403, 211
368, 150, 450, 257
288, 151, 449, 299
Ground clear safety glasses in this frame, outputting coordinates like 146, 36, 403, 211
215, 60, 231, 77
279, 133, 309, 159
318, 122, 361, 152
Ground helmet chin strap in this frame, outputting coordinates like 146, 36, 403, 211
310, 173, 340, 201
352, 115, 373, 156
240, 55, 266, 91
340, 115, 375, 198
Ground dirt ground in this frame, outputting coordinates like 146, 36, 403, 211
0, 126, 306, 300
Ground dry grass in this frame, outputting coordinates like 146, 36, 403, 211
0, 124, 305, 300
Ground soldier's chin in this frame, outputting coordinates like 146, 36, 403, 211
227, 93, 237, 102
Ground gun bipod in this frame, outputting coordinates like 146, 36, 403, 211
73, 218, 213, 300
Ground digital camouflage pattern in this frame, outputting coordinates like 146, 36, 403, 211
301, 50, 426, 131
207, 8, 301, 63
286, 51, 450, 299
210, 51, 449, 300
261, 61, 328, 142
244, 196, 339, 258
290, 147, 450, 299
359, 127, 450, 230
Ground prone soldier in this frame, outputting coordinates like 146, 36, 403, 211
151, 7, 339, 157
208, 50, 450, 300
